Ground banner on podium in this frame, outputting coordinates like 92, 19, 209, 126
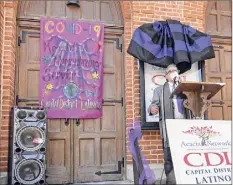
166, 119, 231, 184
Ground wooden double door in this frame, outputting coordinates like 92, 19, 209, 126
16, 27, 124, 184
205, 1, 232, 120
205, 42, 232, 120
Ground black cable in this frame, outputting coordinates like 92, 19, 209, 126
160, 168, 165, 185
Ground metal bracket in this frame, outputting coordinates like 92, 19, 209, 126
95, 158, 124, 176
18, 31, 39, 46
20, 31, 40, 43
16, 95, 39, 106
76, 119, 80, 127
65, 118, 69, 126
104, 38, 122, 52
18, 36, 21, 46
102, 99, 123, 105
67, 0, 80, 7
16, 95, 19, 106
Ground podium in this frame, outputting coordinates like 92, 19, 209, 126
171, 81, 225, 118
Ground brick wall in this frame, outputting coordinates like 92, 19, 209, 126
122, 1, 208, 164
0, 1, 17, 173
0, 2, 3, 129
0, 1, 209, 173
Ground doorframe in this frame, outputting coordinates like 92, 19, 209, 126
121, 33, 127, 180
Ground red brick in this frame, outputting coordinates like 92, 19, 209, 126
142, 136, 157, 140
146, 155, 158, 160
158, 159, 164, 163
149, 159, 159, 163
0, 166, 7, 172
0, 161, 8, 166
138, 140, 150, 145
151, 149, 164, 155
151, 140, 162, 145
141, 150, 150, 155
158, 145, 163, 149
0, 156, 8, 161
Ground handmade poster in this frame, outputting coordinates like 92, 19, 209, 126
40, 18, 104, 118
145, 62, 202, 122
166, 119, 231, 184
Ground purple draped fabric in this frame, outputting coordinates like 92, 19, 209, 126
128, 120, 156, 184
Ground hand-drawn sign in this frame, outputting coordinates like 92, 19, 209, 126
40, 18, 104, 119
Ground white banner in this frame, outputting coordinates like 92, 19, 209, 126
145, 63, 202, 122
166, 119, 232, 184
144, 64, 166, 122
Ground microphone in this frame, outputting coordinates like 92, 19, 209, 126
173, 76, 180, 85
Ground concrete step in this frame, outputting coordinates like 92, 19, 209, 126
126, 164, 166, 184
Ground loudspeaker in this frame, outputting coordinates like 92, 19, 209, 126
8, 107, 47, 185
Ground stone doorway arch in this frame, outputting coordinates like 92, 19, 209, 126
17, 1, 124, 26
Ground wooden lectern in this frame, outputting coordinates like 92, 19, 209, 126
171, 81, 225, 119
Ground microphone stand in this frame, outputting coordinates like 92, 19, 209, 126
173, 76, 193, 119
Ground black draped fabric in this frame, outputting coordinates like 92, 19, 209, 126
127, 19, 215, 74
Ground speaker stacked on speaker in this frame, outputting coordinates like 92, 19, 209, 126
9, 107, 47, 185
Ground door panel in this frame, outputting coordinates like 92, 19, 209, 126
18, 31, 40, 105
206, 1, 232, 37
103, 38, 122, 101
74, 36, 123, 182
205, 43, 232, 120
46, 119, 72, 184
17, 29, 73, 184
74, 103, 123, 182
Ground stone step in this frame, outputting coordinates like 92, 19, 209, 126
126, 164, 166, 184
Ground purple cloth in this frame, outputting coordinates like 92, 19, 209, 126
128, 120, 156, 184
127, 20, 215, 74
176, 98, 183, 114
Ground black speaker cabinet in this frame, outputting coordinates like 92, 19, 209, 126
8, 107, 47, 185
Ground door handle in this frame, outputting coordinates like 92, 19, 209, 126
65, 119, 80, 126
65, 118, 69, 126
76, 119, 80, 127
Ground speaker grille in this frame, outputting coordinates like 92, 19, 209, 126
15, 159, 45, 184
36, 111, 46, 120
15, 109, 46, 122
16, 126, 45, 151
9, 107, 47, 185
16, 110, 27, 120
